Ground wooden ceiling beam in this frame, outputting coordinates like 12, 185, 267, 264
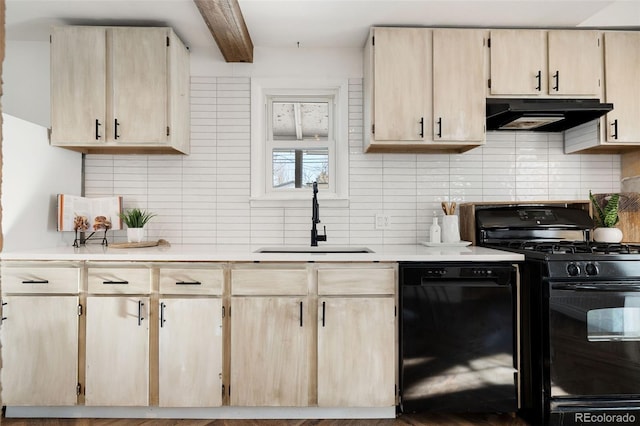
194, 0, 254, 63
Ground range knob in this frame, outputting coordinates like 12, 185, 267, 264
567, 263, 580, 277
585, 263, 599, 276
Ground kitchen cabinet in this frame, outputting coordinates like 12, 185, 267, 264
50, 25, 190, 154
158, 265, 224, 407
229, 265, 310, 406
432, 29, 486, 143
364, 27, 485, 153
603, 31, 640, 143
489, 30, 601, 97
316, 265, 396, 407
0, 263, 81, 406
85, 265, 151, 406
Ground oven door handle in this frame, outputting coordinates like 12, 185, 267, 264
552, 283, 640, 292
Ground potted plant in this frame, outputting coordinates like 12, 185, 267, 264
589, 191, 623, 243
118, 208, 156, 243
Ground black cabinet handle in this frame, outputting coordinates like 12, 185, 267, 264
436, 117, 442, 138
95, 119, 102, 140
419, 117, 424, 138
321, 301, 326, 327
535, 70, 542, 91
160, 302, 166, 328
299, 301, 303, 327
114, 118, 120, 140
21, 280, 49, 284
2, 301, 7, 322
176, 281, 202, 286
138, 300, 145, 326
102, 280, 128, 285
552, 71, 559, 91
612, 119, 619, 140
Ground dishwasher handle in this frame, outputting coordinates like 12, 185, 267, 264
417, 278, 512, 287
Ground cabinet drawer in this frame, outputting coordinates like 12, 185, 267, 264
88, 267, 151, 294
1, 267, 80, 294
159, 268, 223, 295
318, 267, 395, 295
231, 268, 308, 295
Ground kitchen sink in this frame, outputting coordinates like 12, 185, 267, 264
255, 246, 374, 254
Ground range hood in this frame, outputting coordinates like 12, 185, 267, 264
486, 98, 613, 132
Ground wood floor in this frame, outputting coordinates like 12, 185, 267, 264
1, 413, 530, 426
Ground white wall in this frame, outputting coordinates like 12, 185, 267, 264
2, 114, 82, 251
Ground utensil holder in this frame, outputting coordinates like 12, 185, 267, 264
442, 215, 460, 243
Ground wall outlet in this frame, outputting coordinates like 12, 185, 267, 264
375, 213, 390, 230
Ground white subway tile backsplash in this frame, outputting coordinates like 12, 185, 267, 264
81, 77, 621, 246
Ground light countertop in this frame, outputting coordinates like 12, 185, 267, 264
0, 243, 524, 263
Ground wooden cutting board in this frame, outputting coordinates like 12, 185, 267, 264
618, 193, 640, 243
109, 239, 170, 249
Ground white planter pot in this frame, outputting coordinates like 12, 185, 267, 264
127, 227, 145, 243
593, 227, 623, 243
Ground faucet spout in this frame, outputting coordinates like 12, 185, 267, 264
311, 181, 327, 246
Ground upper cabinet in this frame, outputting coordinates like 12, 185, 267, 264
364, 27, 486, 153
489, 30, 602, 97
565, 31, 640, 153
432, 29, 486, 143
50, 26, 190, 155
603, 31, 640, 143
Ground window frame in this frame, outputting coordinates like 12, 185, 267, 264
250, 78, 349, 207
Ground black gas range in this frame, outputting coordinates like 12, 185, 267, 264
476, 206, 640, 426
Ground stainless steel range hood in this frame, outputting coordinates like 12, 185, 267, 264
486, 98, 613, 132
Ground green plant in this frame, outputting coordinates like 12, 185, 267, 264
589, 191, 620, 228
118, 208, 156, 228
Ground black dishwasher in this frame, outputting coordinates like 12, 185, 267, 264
399, 262, 517, 414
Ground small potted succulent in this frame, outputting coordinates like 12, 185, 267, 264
589, 191, 622, 243
118, 208, 156, 243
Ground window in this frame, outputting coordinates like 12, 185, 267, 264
251, 78, 349, 205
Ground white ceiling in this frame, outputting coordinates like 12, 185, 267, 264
5, 0, 640, 53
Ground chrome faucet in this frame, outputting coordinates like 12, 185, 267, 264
311, 181, 327, 246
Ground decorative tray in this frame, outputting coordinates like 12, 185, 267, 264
109, 239, 170, 249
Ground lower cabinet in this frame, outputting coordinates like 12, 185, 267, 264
158, 264, 225, 407
317, 297, 396, 407
85, 264, 151, 406
317, 266, 397, 407
85, 296, 150, 406
1, 260, 398, 410
0, 262, 81, 406
230, 265, 310, 406
1, 295, 80, 406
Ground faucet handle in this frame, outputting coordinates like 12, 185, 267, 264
318, 225, 327, 242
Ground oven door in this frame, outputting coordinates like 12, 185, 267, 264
549, 282, 640, 399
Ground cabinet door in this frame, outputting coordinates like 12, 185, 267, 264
1, 296, 79, 406
85, 296, 149, 406
159, 298, 223, 407
230, 296, 308, 406
490, 30, 546, 95
109, 27, 168, 143
604, 32, 640, 143
317, 297, 395, 407
548, 31, 601, 96
50, 26, 107, 145
373, 28, 430, 141
433, 29, 485, 142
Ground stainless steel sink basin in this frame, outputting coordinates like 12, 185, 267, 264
255, 246, 374, 254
